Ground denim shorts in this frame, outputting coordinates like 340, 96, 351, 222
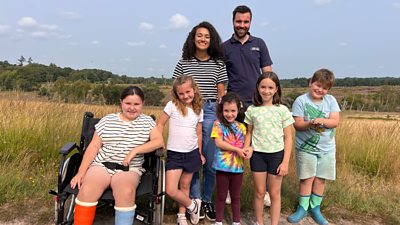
166, 149, 201, 173
296, 150, 336, 180
250, 150, 284, 175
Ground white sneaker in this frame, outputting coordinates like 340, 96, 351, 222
264, 192, 271, 207
187, 199, 201, 225
177, 213, 188, 225
225, 192, 231, 204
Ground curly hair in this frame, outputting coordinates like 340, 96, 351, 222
171, 75, 203, 116
253, 72, 282, 106
181, 21, 224, 61
216, 92, 245, 135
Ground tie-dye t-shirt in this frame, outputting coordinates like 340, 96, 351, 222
211, 120, 246, 173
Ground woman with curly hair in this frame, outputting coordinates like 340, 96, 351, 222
172, 21, 228, 222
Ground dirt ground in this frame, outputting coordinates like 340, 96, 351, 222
0, 203, 383, 225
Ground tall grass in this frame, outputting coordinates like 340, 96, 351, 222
0, 99, 399, 224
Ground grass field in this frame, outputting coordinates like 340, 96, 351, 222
0, 95, 399, 224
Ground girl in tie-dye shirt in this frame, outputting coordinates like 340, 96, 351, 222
211, 92, 252, 225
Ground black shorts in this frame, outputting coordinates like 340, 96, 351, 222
250, 150, 284, 175
165, 149, 201, 173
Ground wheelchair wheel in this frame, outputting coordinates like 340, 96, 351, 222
154, 159, 165, 225
55, 157, 77, 225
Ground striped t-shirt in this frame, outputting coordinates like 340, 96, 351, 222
172, 58, 228, 101
92, 113, 155, 175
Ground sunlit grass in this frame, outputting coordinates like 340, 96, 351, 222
0, 98, 399, 224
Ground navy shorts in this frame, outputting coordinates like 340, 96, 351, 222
250, 150, 284, 175
165, 149, 201, 173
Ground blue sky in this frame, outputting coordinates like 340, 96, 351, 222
1, 0, 400, 79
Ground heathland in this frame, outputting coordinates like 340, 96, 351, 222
0, 91, 399, 224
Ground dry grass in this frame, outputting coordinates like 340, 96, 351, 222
0, 97, 399, 224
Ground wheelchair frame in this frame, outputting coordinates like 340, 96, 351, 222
49, 112, 165, 225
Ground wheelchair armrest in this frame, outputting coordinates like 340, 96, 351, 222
155, 147, 164, 157
59, 142, 77, 155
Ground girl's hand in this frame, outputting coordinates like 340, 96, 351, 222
243, 147, 253, 159
277, 161, 289, 176
70, 171, 85, 189
200, 153, 206, 165
123, 150, 137, 166
236, 148, 247, 158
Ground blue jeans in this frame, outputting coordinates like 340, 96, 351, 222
190, 101, 216, 202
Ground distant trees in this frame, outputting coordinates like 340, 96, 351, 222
2, 59, 400, 108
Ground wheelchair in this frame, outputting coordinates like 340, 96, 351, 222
49, 112, 165, 225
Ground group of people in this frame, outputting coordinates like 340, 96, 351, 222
69, 4, 340, 225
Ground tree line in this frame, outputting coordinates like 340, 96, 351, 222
0, 59, 170, 105
1, 59, 400, 107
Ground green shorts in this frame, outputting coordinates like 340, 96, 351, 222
296, 150, 336, 180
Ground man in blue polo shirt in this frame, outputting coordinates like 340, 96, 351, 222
223, 5, 273, 103
223, 4, 273, 207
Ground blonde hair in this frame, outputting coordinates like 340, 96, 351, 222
172, 75, 203, 116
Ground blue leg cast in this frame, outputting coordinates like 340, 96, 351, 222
115, 206, 136, 225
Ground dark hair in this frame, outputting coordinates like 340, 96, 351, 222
232, 5, 252, 21
310, 68, 335, 89
253, 72, 282, 106
182, 21, 224, 61
120, 86, 144, 102
216, 92, 245, 134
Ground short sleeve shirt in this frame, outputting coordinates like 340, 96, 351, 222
223, 34, 273, 102
93, 113, 155, 174
172, 58, 228, 101
164, 101, 203, 153
292, 93, 341, 154
211, 120, 246, 173
244, 105, 294, 153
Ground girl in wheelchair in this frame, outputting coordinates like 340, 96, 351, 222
157, 75, 204, 225
70, 86, 164, 225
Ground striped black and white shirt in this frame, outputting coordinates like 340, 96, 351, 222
93, 113, 155, 175
172, 58, 228, 101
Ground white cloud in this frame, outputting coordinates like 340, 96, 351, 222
314, 0, 333, 5
18, 17, 38, 28
60, 11, 81, 20
393, 2, 400, 8
140, 22, 154, 32
91, 40, 99, 45
127, 41, 146, 47
31, 31, 47, 38
122, 57, 132, 62
0, 25, 11, 35
168, 13, 190, 30
40, 24, 59, 31
159, 44, 167, 48
338, 42, 348, 46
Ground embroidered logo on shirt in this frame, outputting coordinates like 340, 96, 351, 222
251, 47, 260, 51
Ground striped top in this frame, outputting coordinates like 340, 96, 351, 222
92, 113, 155, 174
172, 58, 228, 100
